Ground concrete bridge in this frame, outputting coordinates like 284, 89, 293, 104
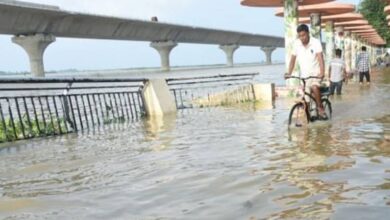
0, 0, 284, 77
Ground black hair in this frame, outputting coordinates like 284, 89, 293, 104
335, 49, 342, 57
362, 46, 367, 51
297, 24, 309, 33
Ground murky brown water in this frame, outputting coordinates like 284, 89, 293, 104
0, 69, 389, 220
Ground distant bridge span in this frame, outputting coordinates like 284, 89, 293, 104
0, 0, 284, 76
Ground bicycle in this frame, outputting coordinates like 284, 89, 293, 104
286, 76, 332, 127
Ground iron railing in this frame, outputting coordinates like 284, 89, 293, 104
167, 73, 259, 109
0, 78, 146, 143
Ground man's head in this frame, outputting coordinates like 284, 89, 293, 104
335, 49, 342, 57
362, 46, 367, 51
297, 24, 310, 45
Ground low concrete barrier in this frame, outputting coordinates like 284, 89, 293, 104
142, 79, 177, 116
253, 83, 275, 101
192, 83, 275, 107
275, 86, 295, 98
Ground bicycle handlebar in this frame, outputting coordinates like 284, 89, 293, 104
285, 75, 322, 80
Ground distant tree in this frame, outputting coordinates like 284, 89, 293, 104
358, 0, 390, 47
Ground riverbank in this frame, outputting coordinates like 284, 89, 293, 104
0, 62, 283, 78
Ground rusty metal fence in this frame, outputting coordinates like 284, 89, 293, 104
167, 73, 259, 109
0, 78, 146, 143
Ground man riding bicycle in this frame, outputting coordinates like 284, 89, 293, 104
284, 24, 327, 120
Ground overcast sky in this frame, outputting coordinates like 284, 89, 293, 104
0, 0, 360, 72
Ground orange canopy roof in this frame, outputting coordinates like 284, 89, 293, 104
300, 13, 364, 24
351, 29, 376, 34
344, 25, 373, 31
361, 36, 383, 42
333, 20, 369, 27
385, 5, 390, 14
360, 37, 382, 42
319, 20, 369, 29
241, 0, 334, 7
358, 33, 380, 37
359, 35, 377, 39
275, 2, 355, 17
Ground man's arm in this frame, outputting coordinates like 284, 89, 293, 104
316, 52, 325, 78
343, 66, 347, 79
286, 55, 296, 77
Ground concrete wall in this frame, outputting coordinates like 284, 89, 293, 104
192, 83, 275, 107
142, 79, 177, 116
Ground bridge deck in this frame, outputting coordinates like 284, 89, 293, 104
0, 0, 284, 47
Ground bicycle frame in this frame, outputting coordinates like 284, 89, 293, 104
291, 76, 320, 115
286, 76, 331, 126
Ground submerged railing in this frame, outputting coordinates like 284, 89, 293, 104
0, 78, 146, 143
167, 73, 259, 109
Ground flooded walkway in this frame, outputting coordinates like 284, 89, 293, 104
0, 69, 389, 219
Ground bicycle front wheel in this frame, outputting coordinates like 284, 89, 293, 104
288, 103, 309, 127
321, 99, 332, 119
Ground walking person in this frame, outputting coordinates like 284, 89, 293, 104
356, 46, 370, 85
384, 52, 390, 67
329, 49, 347, 95
285, 24, 327, 120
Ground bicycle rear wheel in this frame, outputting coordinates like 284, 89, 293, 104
321, 99, 332, 119
288, 103, 309, 127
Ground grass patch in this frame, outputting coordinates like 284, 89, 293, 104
0, 114, 67, 142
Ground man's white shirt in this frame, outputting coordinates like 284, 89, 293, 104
330, 58, 345, 82
292, 37, 323, 78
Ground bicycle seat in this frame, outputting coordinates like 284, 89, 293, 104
320, 86, 330, 94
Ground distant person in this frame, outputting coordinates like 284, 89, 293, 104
284, 24, 327, 120
385, 52, 390, 67
151, 16, 158, 22
356, 46, 370, 85
329, 49, 347, 95
376, 55, 383, 67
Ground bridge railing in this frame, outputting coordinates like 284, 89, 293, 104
0, 78, 146, 143
166, 73, 259, 109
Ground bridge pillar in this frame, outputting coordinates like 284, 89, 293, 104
12, 34, 55, 77
150, 41, 177, 71
219, 44, 239, 67
344, 31, 352, 74
310, 13, 322, 40
325, 21, 335, 80
261, 47, 276, 64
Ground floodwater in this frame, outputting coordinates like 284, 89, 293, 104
0, 67, 389, 220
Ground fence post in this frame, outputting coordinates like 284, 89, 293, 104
63, 82, 75, 131
252, 83, 276, 102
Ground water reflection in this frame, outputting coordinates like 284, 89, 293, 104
274, 126, 333, 219
143, 114, 176, 140
141, 114, 177, 152
272, 111, 390, 219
